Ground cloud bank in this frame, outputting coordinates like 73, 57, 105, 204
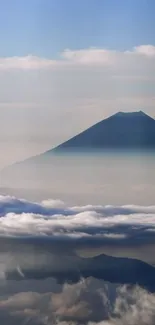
0, 195, 155, 240
1, 45, 155, 69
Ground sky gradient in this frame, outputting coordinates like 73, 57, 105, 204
0, 0, 155, 168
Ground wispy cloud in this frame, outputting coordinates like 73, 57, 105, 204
0, 55, 59, 70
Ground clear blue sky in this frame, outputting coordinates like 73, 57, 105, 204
0, 0, 155, 57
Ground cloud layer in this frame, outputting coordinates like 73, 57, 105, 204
0, 195, 155, 240
1, 45, 155, 69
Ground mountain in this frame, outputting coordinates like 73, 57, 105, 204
5, 252, 155, 293
49, 111, 155, 153
1, 110, 155, 172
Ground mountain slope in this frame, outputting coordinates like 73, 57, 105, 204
48, 110, 155, 153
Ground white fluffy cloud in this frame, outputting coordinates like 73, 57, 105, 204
0, 45, 155, 69
0, 195, 155, 266
0, 195, 155, 237
134, 45, 155, 57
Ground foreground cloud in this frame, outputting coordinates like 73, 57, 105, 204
0, 278, 155, 325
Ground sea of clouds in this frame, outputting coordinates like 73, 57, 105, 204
1, 195, 155, 238
0, 195, 155, 324
0, 195, 155, 261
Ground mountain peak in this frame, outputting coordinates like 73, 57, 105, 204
114, 110, 147, 118
5, 111, 155, 168
51, 110, 155, 152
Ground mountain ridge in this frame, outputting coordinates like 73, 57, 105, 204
5, 251, 155, 292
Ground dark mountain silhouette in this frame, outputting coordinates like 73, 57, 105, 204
1, 110, 155, 174
5, 253, 155, 293
47, 110, 155, 153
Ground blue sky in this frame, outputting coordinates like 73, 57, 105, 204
0, 0, 155, 57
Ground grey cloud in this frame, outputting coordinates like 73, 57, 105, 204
0, 278, 155, 325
